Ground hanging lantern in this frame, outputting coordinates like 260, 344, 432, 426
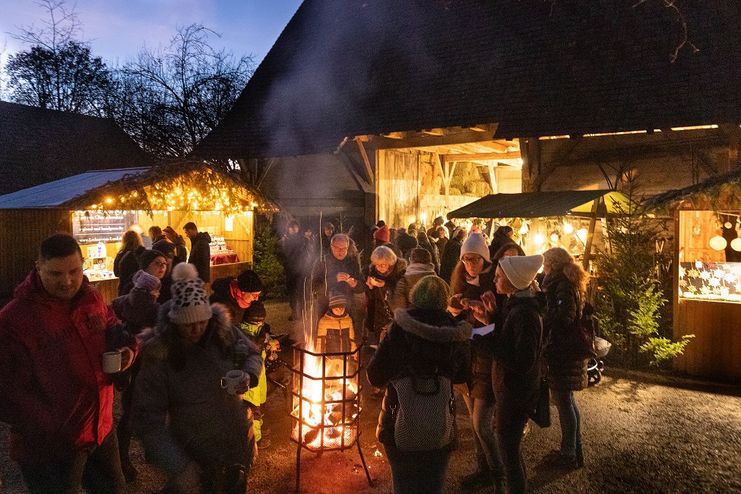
709, 235, 727, 251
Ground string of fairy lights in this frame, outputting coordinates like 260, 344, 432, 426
78, 168, 271, 216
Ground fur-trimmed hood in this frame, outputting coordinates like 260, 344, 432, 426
393, 308, 471, 343
404, 262, 436, 277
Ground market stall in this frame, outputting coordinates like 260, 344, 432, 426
0, 163, 276, 303
648, 168, 741, 381
447, 189, 631, 268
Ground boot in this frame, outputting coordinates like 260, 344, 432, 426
460, 468, 494, 491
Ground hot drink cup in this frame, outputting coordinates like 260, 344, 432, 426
220, 369, 247, 395
102, 350, 123, 374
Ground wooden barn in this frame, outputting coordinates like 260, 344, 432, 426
193, 1, 740, 238
0, 101, 152, 195
0, 164, 275, 303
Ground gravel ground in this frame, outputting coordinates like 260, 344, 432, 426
2, 300, 740, 494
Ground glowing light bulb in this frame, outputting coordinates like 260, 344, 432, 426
550, 233, 560, 243
533, 233, 545, 246
519, 223, 529, 235
576, 228, 588, 243
563, 222, 574, 234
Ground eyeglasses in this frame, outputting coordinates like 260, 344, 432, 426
461, 256, 483, 264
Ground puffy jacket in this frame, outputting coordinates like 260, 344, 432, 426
368, 308, 471, 450
389, 262, 436, 311
132, 303, 261, 475
0, 271, 134, 462
542, 271, 588, 390
187, 232, 212, 282
316, 311, 356, 353
363, 260, 406, 334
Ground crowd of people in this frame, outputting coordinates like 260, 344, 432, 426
279, 218, 593, 494
0, 215, 593, 494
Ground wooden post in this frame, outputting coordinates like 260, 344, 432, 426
487, 163, 498, 194
582, 196, 601, 271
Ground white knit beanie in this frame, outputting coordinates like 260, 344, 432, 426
168, 263, 212, 324
460, 233, 491, 263
498, 254, 543, 290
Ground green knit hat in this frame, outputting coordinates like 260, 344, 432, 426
410, 275, 450, 311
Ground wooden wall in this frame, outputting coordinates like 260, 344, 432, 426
673, 299, 741, 381
0, 209, 71, 301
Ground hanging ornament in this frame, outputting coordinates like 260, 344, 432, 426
731, 237, 741, 252
724, 221, 733, 229
709, 235, 727, 251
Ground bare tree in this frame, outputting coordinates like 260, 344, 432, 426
112, 24, 255, 158
4, 0, 113, 115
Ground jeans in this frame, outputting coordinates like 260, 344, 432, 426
383, 443, 451, 494
493, 392, 529, 494
551, 388, 582, 458
462, 394, 504, 478
20, 431, 126, 494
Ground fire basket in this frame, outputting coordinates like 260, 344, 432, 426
289, 343, 373, 491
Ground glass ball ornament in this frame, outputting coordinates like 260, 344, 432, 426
709, 235, 727, 251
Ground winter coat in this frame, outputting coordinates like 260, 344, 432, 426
171, 235, 188, 266
450, 264, 497, 400
132, 303, 261, 476
0, 271, 136, 463
439, 238, 462, 283
364, 260, 407, 334
389, 262, 437, 311
280, 233, 309, 277
316, 311, 356, 354
542, 271, 588, 391
488, 289, 544, 410
187, 231, 212, 282
111, 285, 160, 334
209, 276, 245, 323
114, 245, 145, 296
367, 308, 471, 450
313, 253, 365, 312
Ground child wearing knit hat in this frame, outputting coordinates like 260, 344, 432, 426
316, 291, 357, 354
111, 269, 161, 334
238, 301, 276, 447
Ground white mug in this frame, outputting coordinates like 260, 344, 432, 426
102, 350, 122, 374
220, 369, 247, 395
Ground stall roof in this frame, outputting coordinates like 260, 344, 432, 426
448, 190, 631, 219
0, 167, 150, 208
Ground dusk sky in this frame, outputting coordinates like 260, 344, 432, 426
0, 0, 303, 67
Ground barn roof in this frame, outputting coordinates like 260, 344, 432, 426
0, 101, 153, 194
194, 0, 741, 160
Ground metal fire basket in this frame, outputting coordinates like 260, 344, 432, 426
289, 343, 372, 491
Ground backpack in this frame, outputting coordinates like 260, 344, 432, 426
390, 369, 455, 452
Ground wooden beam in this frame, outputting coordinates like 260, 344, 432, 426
422, 128, 446, 136
337, 153, 373, 194
354, 138, 375, 185
582, 197, 600, 270
486, 164, 498, 194
444, 151, 521, 162
367, 127, 501, 150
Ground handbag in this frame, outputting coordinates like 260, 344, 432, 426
530, 377, 551, 428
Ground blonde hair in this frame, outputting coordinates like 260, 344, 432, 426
119, 230, 143, 253
543, 247, 589, 294
370, 245, 397, 266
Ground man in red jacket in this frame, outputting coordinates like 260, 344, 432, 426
0, 233, 135, 493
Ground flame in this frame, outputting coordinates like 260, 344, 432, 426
291, 343, 360, 450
